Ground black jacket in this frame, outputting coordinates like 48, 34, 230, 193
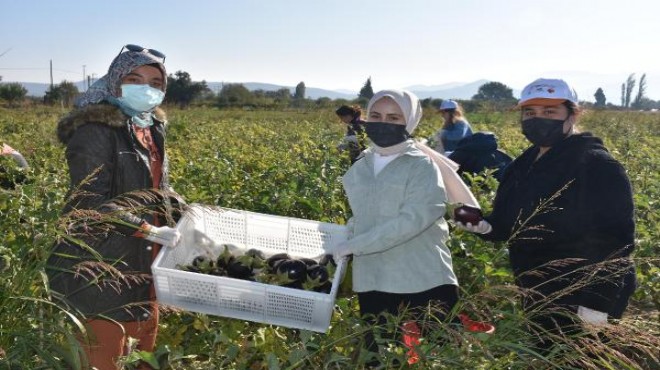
484, 133, 635, 317
346, 118, 367, 164
47, 104, 179, 321
448, 132, 512, 182
346, 117, 366, 137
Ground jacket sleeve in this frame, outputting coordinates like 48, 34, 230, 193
64, 123, 146, 234
577, 152, 635, 312
481, 170, 515, 242
346, 160, 447, 256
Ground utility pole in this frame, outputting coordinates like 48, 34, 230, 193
83, 65, 86, 91
50, 60, 53, 89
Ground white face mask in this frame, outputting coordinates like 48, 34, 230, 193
118, 84, 165, 112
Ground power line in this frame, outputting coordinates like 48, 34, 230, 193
0, 67, 81, 75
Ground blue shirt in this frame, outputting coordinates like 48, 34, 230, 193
440, 120, 473, 153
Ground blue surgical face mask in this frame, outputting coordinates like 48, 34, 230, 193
118, 84, 165, 113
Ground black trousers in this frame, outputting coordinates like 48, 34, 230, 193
357, 284, 459, 353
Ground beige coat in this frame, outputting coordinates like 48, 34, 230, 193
342, 142, 458, 293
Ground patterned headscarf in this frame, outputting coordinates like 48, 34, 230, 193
74, 50, 166, 108
367, 89, 422, 134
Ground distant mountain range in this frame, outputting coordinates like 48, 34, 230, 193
14, 80, 500, 101
16, 76, 654, 103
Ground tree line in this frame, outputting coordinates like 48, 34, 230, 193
1, 72, 659, 111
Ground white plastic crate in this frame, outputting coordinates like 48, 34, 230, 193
151, 204, 348, 333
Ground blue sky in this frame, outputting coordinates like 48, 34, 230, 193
1, 0, 659, 101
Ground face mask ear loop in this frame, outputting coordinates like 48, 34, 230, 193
563, 111, 575, 136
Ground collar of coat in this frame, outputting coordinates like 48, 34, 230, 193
57, 104, 167, 145
363, 140, 427, 158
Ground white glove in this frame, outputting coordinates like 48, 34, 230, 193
1, 143, 16, 155
325, 242, 352, 260
143, 225, 181, 247
2, 143, 28, 168
455, 220, 493, 234
577, 306, 608, 326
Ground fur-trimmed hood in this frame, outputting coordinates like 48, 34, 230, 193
57, 104, 167, 144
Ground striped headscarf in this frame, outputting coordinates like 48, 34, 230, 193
74, 49, 166, 109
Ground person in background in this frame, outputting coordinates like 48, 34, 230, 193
432, 99, 473, 155
335, 105, 367, 163
1, 143, 29, 189
47, 44, 184, 370
327, 90, 459, 363
448, 131, 512, 182
456, 78, 636, 351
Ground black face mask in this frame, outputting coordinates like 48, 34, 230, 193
521, 117, 568, 147
366, 122, 409, 147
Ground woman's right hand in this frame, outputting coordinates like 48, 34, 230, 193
455, 220, 492, 234
142, 224, 181, 247
1, 143, 16, 155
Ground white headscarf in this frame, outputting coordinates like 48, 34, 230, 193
367, 89, 422, 134
367, 89, 480, 208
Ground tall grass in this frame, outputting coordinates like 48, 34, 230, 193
0, 107, 658, 369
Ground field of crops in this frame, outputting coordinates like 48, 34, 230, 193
0, 106, 658, 369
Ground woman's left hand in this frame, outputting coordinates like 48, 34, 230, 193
577, 306, 608, 326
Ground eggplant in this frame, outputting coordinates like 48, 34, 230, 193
191, 255, 215, 273
453, 205, 484, 224
180, 265, 201, 273
299, 257, 318, 267
283, 281, 303, 290
305, 265, 332, 293
192, 255, 212, 268
216, 245, 236, 269
315, 281, 332, 294
319, 254, 336, 267
276, 259, 307, 283
245, 248, 266, 261
266, 253, 291, 271
209, 267, 228, 276
227, 260, 254, 280
307, 264, 329, 284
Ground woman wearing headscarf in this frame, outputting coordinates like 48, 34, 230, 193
326, 90, 461, 361
456, 78, 636, 350
47, 44, 183, 369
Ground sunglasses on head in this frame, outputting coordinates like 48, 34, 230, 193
117, 44, 166, 62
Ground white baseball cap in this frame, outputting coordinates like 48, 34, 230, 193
439, 99, 459, 110
517, 78, 578, 107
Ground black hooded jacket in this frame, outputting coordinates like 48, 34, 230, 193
47, 104, 178, 321
483, 133, 635, 317
448, 132, 512, 181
